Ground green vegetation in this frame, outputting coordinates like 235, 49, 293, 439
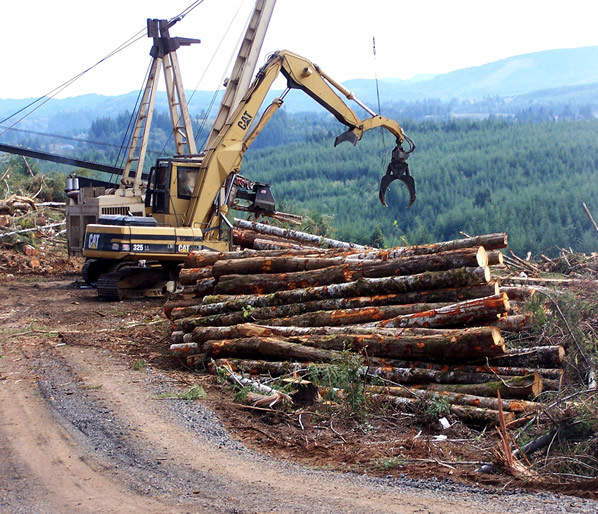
132, 359, 147, 371
243, 117, 598, 255
157, 384, 206, 401
307, 350, 367, 418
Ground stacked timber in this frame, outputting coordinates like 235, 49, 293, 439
165, 227, 564, 426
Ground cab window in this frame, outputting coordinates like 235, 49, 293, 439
177, 166, 199, 198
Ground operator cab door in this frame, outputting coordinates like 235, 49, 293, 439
146, 160, 171, 214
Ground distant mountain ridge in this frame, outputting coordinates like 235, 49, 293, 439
1, 46, 596, 134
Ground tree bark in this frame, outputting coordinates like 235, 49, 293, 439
178, 266, 213, 285
417, 374, 542, 400
488, 314, 532, 332
200, 337, 338, 362
500, 286, 537, 302
174, 301, 452, 329
367, 358, 563, 381
214, 265, 491, 300
375, 293, 509, 329
366, 366, 541, 396
214, 248, 488, 295
189, 323, 476, 343
349, 232, 508, 260
164, 298, 205, 319
369, 394, 515, 426
484, 345, 565, 368
283, 328, 504, 361
366, 385, 539, 413
264, 303, 453, 328
233, 218, 368, 249
200, 283, 499, 312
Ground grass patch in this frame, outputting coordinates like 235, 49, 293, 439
132, 359, 147, 371
157, 385, 206, 401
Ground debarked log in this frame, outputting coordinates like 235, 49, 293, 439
366, 385, 540, 413
374, 294, 509, 329
369, 394, 515, 426
214, 248, 488, 295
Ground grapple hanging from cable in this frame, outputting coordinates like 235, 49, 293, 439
379, 136, 416, 208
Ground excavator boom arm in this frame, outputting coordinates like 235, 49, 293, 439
184, 50, 415, 229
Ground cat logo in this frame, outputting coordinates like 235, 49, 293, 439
88, 233, 100, 250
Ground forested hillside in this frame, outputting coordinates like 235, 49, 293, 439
242, 117, 598, 256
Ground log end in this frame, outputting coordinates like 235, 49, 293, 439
476, 246, 489, 267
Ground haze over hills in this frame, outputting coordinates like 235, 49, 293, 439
1, 45, 597, 135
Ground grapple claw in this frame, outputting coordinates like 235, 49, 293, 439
379, 139, 416, 208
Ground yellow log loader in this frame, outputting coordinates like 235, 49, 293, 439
83, 49, 416, 299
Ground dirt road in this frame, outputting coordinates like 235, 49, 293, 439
1, 274, 596, 513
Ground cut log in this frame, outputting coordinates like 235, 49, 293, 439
418, 374, 542, 400
212, 247, 487, 279
350, 232, 508, 260
486, 250, 504, 266
209, 358, 307, 376
500, 286, 537, 302
374, 294, 509, 329
212, 255, 346, 277
185, 246, 345, 268
366, 358, 563, 381
214, 248, 488, 295
251, 237, 314, 251
214, 266, 492, 301
190, 323, 472, 343
366, 385, 539, 413
366, 365, 541, 394
484, 345, 565, 368
287, 326, 505, 361
233, 219, 368, 249
369, 394, 514, 426
200, 283, 499, 312
200, 337, 339, 362
164, 298, 204, 319
488, 314, 532, 332
178, 267, 213, 285
170, 342, 199, 357
174, 301, 452, 330
263, 302, 454, 328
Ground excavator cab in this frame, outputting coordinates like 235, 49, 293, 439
145, 158, 204, 226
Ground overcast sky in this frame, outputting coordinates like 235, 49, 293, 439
2, 0, 597, 100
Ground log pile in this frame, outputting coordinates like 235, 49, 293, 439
165, 226, 565, 427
